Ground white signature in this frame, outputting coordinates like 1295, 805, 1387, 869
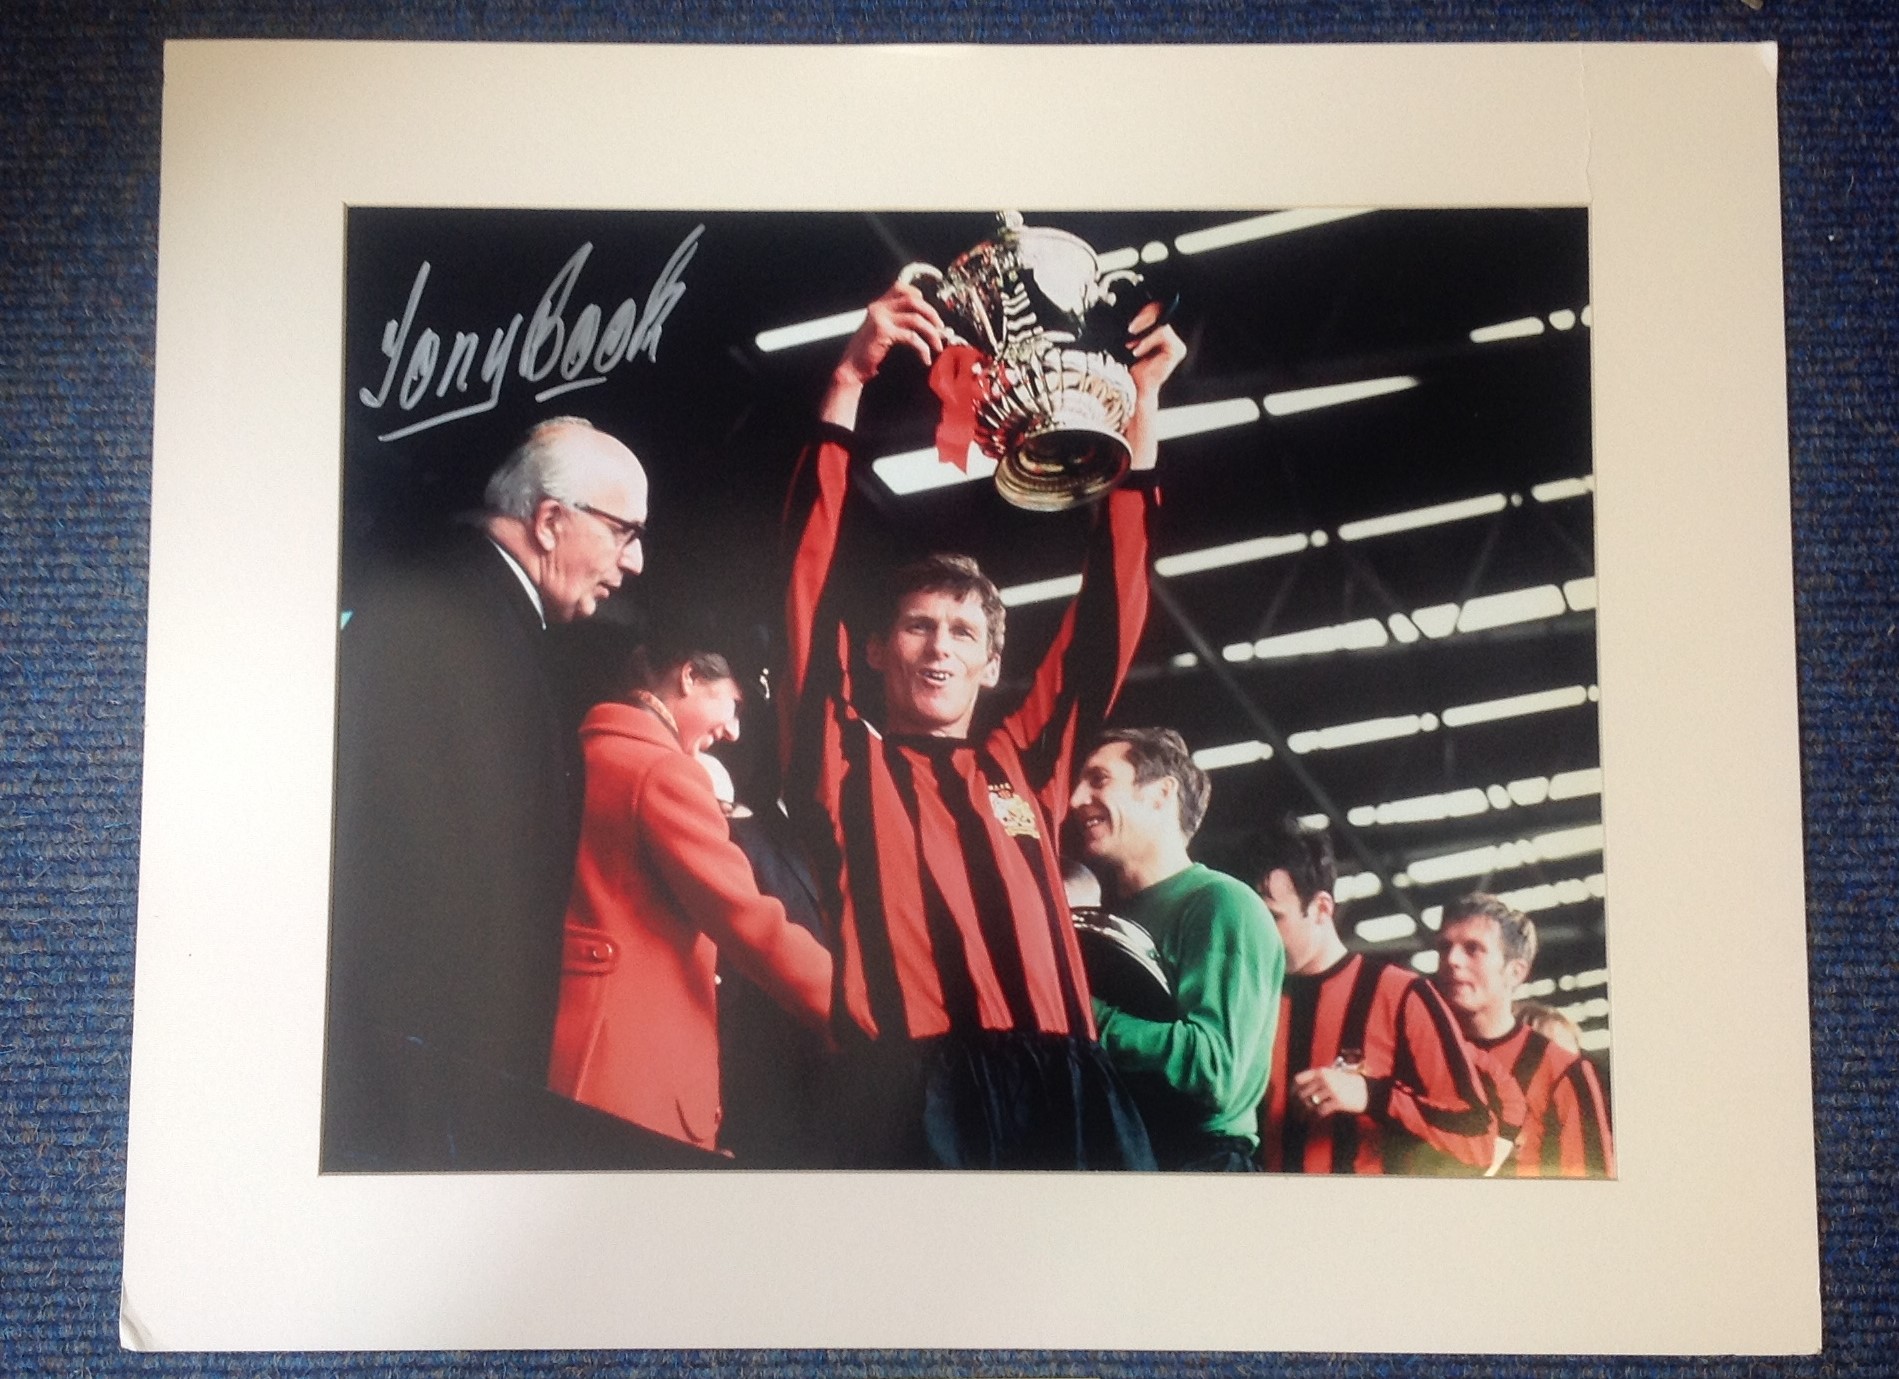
358, 226, 704, 442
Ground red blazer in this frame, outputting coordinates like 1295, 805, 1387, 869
547, 702, 832, 1150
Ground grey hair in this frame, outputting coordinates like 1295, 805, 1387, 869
482, 416, 599, 519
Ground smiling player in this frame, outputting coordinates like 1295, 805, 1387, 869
779, 278, 1185, 1168
1068, 728, 1284, 1170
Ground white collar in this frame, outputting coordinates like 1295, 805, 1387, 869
486, 537, 546, 628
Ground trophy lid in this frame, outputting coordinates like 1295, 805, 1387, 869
991, 211, 1105, 318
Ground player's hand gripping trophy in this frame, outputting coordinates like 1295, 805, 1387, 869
887, 212, 1183, 510
820, 213, 1185, 508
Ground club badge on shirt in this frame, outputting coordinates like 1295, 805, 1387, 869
987, 782, 1041, 839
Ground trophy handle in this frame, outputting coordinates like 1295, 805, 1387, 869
898, 261, 984, 351
898, 261, 944, 292
1092, 271, 1179, 360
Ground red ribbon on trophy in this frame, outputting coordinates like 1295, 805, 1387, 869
927, 343, 986, 472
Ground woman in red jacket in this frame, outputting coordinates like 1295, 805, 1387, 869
547, 646, 833, 1153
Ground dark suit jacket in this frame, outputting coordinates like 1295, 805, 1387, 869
716, 808, 837, 1167
322, 529, 580, 1168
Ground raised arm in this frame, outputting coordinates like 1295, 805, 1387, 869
781, 284, 948, 771
818, 281, 946, 432
1122, 302, 1185, 476
1008, 311, 1186, 813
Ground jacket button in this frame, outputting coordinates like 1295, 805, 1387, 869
589, 945, 606, 961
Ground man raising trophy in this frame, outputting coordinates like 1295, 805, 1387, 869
779, 218, 1186, 1169
901, 209, 1168, 510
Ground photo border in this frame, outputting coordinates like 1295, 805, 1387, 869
127, 41, 1814, 1354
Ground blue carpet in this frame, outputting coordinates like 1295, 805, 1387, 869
3, 1, 1892, 1375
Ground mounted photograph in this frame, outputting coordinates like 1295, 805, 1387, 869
126, 41, 1810, 1353
324, 205, 1612, 1179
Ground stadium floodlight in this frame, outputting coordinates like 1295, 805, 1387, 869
1456, 584, 1568, 634
1337, 492, 1507, 542
1560, 996, 1612, 1022
1411, 603, 1460, 639
1251, 617, 1389, 660
1407, 841, 1522, 885
1191, 739, 1274, 771
997, 574, 1083, 607
1469, 315, 1546, 344
1506, 776, 1551, 807
1173, 208, 1373, 255
1530, 823, 1606, 862
754, 308, 868, 353
1381, 787, 1491, 825
1347, 768, 1603, 829
1548, 767, 1604, 800
1355, 913, 1417, 943
1154, 531, 1308, 577
1440, 684, 1590, 728
1288, 714, 1427, 755
1408, 830, 1604, 887
1335, 872, 1384, 902
1531, 475, 1594, 503
1154, 397, 1262, 441
1264, 375, 1418, 417
1498, 874, 1600, 913
871, 446, 998, 496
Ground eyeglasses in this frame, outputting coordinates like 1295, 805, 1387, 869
571, 501, 647, 551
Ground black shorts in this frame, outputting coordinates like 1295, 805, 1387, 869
822, 1028, 1157, 1171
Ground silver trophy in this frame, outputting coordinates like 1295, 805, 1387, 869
900, 212, 1153, 512
1070, 906, 1175, 1022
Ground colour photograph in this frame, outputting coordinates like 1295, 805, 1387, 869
323, 205, 1612, 1179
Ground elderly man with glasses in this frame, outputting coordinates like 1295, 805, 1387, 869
323, 415, 676, 1172
478, 417, 650, 622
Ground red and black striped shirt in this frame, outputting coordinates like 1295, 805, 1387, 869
1261, 952, 1497, 1175
781, 430, 1153, 1045
1472, 1022, 1616, 1178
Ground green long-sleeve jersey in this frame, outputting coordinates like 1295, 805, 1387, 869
1094, 864, 1286, 1155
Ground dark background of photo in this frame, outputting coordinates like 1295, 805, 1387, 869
5, 3, 1889, 1376
341, 205, 1607, 1088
